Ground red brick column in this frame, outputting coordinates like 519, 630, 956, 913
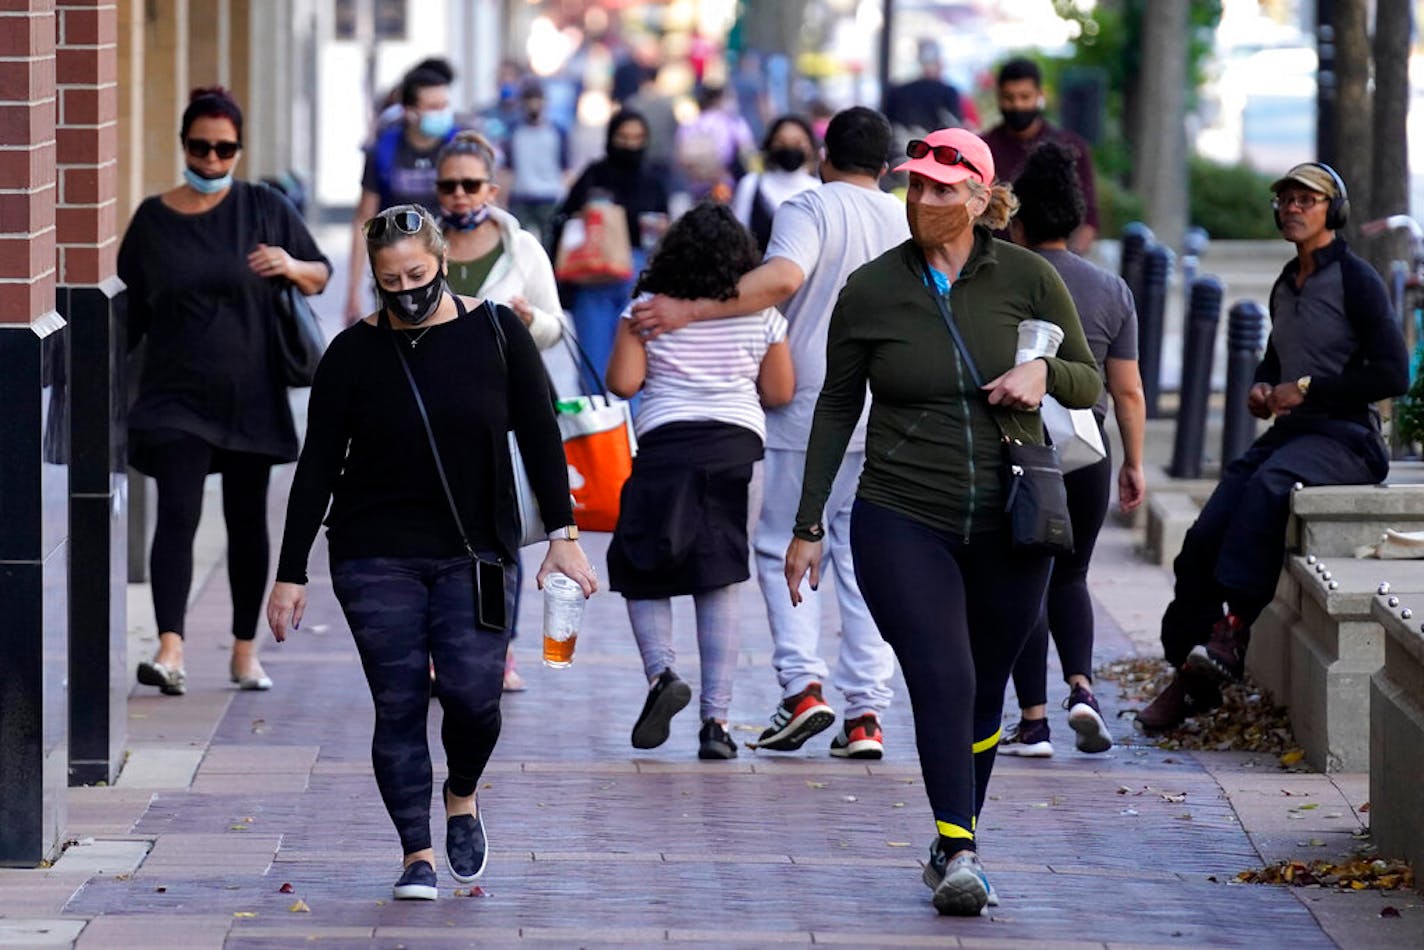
56, 0, 116, 283
0, 0, 56, 323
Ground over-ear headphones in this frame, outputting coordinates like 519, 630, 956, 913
1273, 162, 1350, 231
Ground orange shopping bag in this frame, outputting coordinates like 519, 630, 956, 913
554, 198, 634, 285
558, 397, 636, 532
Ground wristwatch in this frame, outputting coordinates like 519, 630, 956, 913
792, 523, 825, 543
548, 525, 580, 541
1296, 374, 1312, 397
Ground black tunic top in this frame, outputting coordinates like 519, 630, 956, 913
119, 181, 332, 472
275, 301, 575, 584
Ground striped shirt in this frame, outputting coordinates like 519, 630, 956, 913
621, 294, 788, 440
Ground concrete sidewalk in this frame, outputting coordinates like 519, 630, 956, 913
4, 456, 1421, 947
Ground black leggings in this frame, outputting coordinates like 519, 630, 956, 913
1010, 447, 1113, 709
331, 555, 513, 856
851, 499, 1051, 848
146, 433, 272, 641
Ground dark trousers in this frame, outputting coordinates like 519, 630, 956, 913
1160, 418, 1388, 667
851, 499, 1052, 844
1011, 446, 1113, 708
146, 433, 272, 641
331, 554, 513, 856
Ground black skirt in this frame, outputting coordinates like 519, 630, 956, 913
608, 421, 763, 599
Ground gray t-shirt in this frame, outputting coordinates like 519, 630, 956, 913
763, 181, 910, 451
1037, 248, 1137, 418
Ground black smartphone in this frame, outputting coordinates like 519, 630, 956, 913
475, 558, 508, 632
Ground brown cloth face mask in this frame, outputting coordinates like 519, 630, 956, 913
907, 201, 972, 249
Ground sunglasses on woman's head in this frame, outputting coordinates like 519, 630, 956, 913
906, 139, 982, 180
364, 209, 427, 240
435, 177, 489, 196
184, 138, 242, 160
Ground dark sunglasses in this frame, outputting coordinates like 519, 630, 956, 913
435, 177, 489, 196
184, 137, 242, 160
364, 209, 427, 240
906, 139, 983, 180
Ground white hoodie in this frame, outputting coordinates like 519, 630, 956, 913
456, 204, 566, 350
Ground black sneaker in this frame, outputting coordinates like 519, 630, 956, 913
697, 719, 738, 760
998, 717, 1052, 757
393, 859, 438, 900
750, 682, 835, 751
1064, 685, 1113, 754
443, 781, 487, 884
1184, 614, 1249, 683
631, 669, 692, 750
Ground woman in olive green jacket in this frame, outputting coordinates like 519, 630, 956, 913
784, 128, 1100, 917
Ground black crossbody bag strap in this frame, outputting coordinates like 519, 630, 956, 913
919, 255, 1016, 444
387, 294, 477, 560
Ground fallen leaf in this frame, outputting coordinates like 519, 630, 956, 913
841, 795, 857, 803
1161, 792, 1187, 803
1121, 808, 1139, 816
805, 781, 827, 789
154, 885, 167, 893
1359, 802, 1372, 813
1281, 750, 1306, 766
892, 802, 905, 808
886, 841, 911, 848
453, 886, 488, 897
1174, 813, 1193, 821
1381, 906, 1401, 918
233, 911, 257, 918
1116, 785, 1132, 795
278, 882, 294, 894
229, 825, 250, 831
1296, 803, 1320, 811
289, 899, 310, 913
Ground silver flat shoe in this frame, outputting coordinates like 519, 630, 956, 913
230, 665, 273, 691
137, 660, 187, 696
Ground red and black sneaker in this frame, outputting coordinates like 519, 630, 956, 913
749, 682, 835, 751
1184, 614, 1249, 684
829, 712, 885, 759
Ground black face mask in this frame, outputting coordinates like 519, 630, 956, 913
606, 145, 646, 170
379, 270, 445, 326
1002, 107, 1041, 133
767, 146, 808, 172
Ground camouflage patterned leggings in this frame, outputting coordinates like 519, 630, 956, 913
331, 555, 513, 856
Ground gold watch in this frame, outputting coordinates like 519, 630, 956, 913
1296, 374, 1312, 397
548, 525, 580, 541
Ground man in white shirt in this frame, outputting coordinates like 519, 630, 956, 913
630, 107, 908, 758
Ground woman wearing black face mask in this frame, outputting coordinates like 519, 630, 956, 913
119, 86, 331, 697
266, 204, 597, 900
732, 114, 819, 254
555, 109, 670, 382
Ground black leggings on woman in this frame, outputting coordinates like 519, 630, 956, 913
1009, 444, 1113, 708
331, 554, 513, 856
146, 433, 272, 640
851, 499, 1051, 851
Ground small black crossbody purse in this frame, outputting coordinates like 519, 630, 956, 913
923, 266, 1074, 557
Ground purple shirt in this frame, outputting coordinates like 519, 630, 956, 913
982, 120, 1099, 231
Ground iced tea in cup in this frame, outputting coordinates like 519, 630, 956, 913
1015, 319, 1065, 365
542, 572, 585, 668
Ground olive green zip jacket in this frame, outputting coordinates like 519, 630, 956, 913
795, 228, 1103, 538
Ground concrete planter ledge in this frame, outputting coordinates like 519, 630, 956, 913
1247, 556, 1424, 772
1370, 590, 1424, 870
1288, 483, 1424, 557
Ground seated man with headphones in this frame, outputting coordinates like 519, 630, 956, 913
1137, 162, 1410, 733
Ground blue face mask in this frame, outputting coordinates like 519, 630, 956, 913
183, 165, 232, 195
440, 205, 490, 232
418, 108, 455, 139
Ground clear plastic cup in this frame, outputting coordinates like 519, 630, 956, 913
541, 573, 585, 668
1015, 319, 1065, 365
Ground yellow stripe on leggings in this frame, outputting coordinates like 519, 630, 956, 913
972, 728, 1002, 754
936, 819, 974, 840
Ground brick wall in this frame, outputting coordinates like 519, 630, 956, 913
0, 0, 57, 323
56, 0, 117, 285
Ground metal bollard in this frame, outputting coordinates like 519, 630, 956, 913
1169, 276, 1224, 478
1180, 226, 1209, 311
1138, 243, 1173, 419
1120, 222, 1153, 308
1222, 300, 1267, 466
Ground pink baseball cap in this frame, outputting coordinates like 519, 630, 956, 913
893, 127, 994, 187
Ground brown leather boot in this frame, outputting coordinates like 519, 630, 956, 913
1135, 670, 1222, 734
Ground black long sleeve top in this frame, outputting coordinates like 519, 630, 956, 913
1256, 239, 1409, 429
275, 300, 574, 583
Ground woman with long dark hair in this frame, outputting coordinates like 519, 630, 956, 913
605, 203, 793, 759
120, 87, 331, 696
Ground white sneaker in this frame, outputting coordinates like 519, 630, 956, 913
997, 718, 1052, 758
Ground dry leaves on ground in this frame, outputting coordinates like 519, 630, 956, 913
1236, 858, 1415, 890
1097, 657, 1299, 756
